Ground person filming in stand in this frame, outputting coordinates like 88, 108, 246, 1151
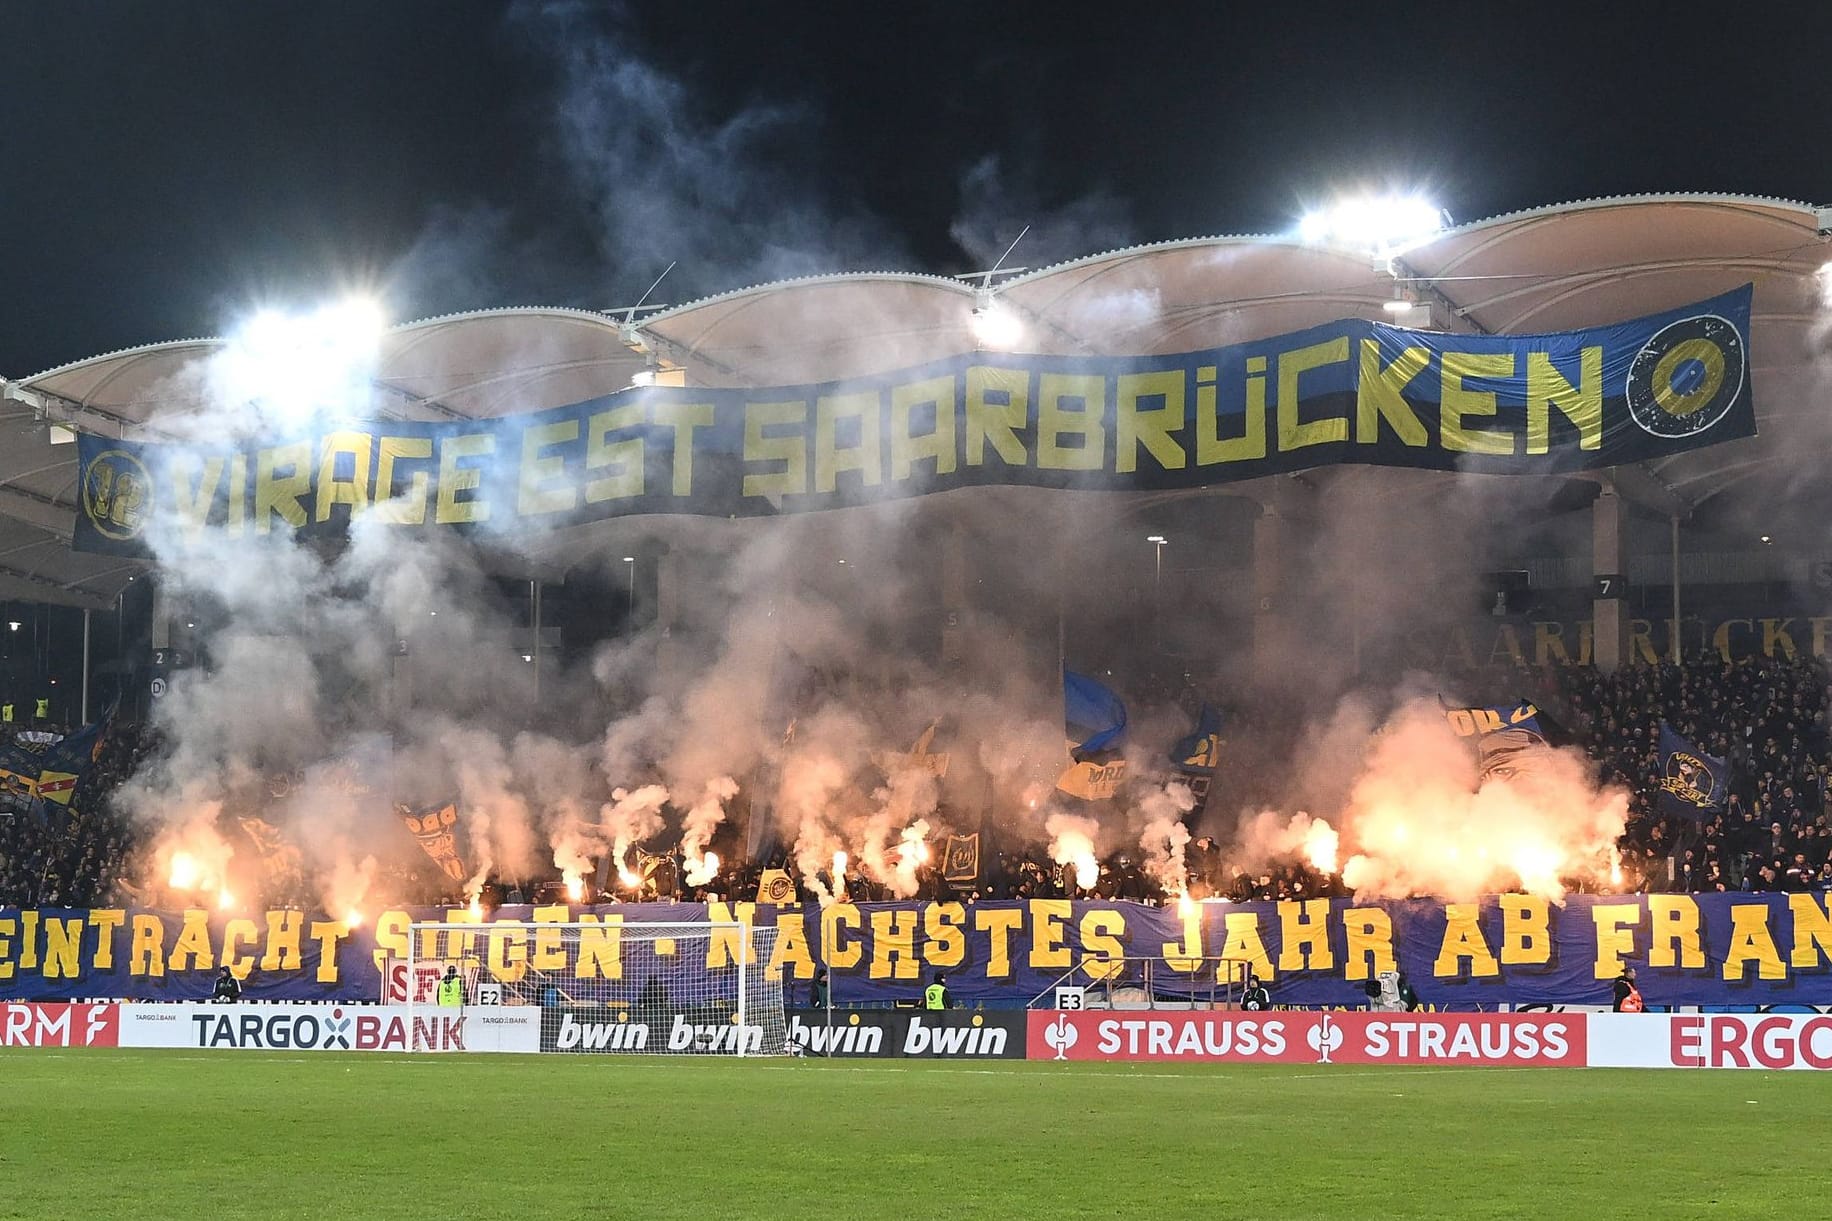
1613, 966, 1644, 1013
210, 966, 242, 1003
924, 972, 953, 1011
436, 965, 465, 1010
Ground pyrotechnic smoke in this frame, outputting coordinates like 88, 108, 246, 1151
1046, 812, 1101, 889
601, 785, 669, 887
1135, 782, 1197, 895
681, 777, 738, 886
1234, 700, 1628, 901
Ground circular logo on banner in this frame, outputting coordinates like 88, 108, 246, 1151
81, 449, 153, 541
1624, 313, 1745, 438
149, 676, 168, 700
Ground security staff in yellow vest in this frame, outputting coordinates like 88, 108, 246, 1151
924, 973, 952, 1011
436, 966, 465, 1008
1, 703, 12, 724
34, 698, 48, 720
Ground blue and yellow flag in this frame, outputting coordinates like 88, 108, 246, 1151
1657, 723, 1728, 821
1064, 671, 1127, 755
1170, 705, 1223, 775
32, 711, 113, 808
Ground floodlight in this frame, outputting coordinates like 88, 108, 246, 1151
631, 369, 658, 388
216, 295, 387, 422
1298, 193, 1448, 254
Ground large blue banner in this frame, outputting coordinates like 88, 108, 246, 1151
73, 287, 1755, 555
4, 892, 1828, 1009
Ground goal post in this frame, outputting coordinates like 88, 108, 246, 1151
404, 920, 787, 1055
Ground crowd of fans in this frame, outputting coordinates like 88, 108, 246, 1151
5, 652, 1832, 911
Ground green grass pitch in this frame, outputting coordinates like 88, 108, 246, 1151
2, 1050, 1827, 1219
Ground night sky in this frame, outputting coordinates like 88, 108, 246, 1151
1, 1, 1825, 375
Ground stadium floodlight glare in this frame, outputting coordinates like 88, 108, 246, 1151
970, 300, 1024, 350
1146, 534, 1166, 544
631, 369, 658, 388
6, 621, 18, 632
1299, 193, 1448, 254
217, 296, 386, 422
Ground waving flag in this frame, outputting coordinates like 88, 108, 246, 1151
1657, 723, 1728, 821
1170, 705, 1223, 775
1064, 672, 1127, 755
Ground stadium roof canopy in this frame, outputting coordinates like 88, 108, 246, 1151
3, 193, 1828, 609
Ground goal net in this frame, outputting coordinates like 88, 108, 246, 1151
405, 921, 786, 1056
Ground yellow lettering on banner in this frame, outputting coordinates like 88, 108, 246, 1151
1723, 904, 1787, 980
89, 909, 125, 971
374, 437, 434, 524
17, 911, 37, 970
1278, 899, 1336, 971
654, 401, 714, 496
1433, 903, 1500, 977
1499, 894, 1551, 966
1813, 617, 1832, 660
1079, 910, 1127, 983
1219, 912, 1275, 983
1027, 900, 1073, 970
574, 914, 623, 981
486, 925, 527, 983
1276, 337, 1351, 451
371, 909, 412, 972
517, 420, 581, 516
1195, 362, 1267, 465
41, 916, 84, 980
814, 391, 882, 492
530, 904, 569, 972
1762, 618, 1799, 660
435, 434, 494, 524
1037, 373, 1106, 471
1591, 902, 1641, 979
705, 902, 757, 968
0, 916, 13, 980
767, 913, 813, 982
584, 404, 645, 504
1440, 352, 1517, 455
1713, 619, 1752, 664
921, 903, 966, 969
1648, 895, 1705, 969
822, 904, 864, 970
890, 376, 958, 481
742, 401, 808, 499
1526, 348, 1601, 453
254, 442, 312, 532
1789, 893, 1832, 968
307, 921, 346, 984
129, 914, 166, 977
222, 918, 261, 979
314, 430, 373, 521
1356, 341, 1429, 446
1160, 910, 1204, 973
172, 455, 226, 535
431, 907, 482, 965
1535, 620, 1571, 666
1341, 908, 1395, 981
1489, 624, 1526, 666
226, 455, 248, 535
169, 909, 215, 972
973, 907, 1026, 979
1629, 619, 1660, 666
868, 909, 921, 981
1115, 370, 1187, 473
965, 366, 1029, 467
260, 910, 305, 972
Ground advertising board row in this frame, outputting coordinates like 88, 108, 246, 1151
5, 1003, 1831, 1069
